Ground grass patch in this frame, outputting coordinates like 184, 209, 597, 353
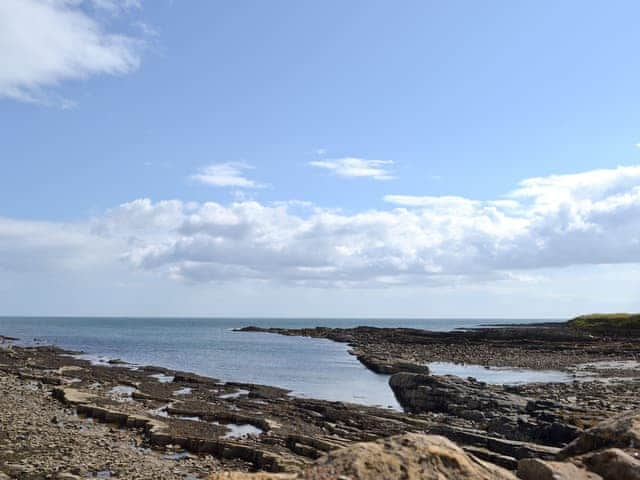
568, 313, 640, 331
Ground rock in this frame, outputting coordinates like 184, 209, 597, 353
302, 433, 517, 480
357, 354, 430, 375
173, 371, 220, 384
428, 424, 560, 460
4, 463, 32, 475
487, 414, 582, 446
55, 473, 82, 480
583, 448, 640, 480
210, 474, 295, 480
559, 411, 640, 458
210, 434, 517, 480
389, 372, 526, 418
517, 458, 602, 480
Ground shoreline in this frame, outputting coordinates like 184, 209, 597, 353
2, 322, 640, 478
0, 338, 432, 478
237, 322, 640, 373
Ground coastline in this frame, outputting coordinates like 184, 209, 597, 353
2, 321, 640, 479
237, 322, 640, 372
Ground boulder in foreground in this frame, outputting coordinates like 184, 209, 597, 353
210, 433, 517, 480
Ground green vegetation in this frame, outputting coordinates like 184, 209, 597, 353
568, 313, 640, 332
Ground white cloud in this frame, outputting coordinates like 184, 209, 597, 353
191, 162, 263, 189
0, 217, 117, 272
2, 165, 640, 289
0, 0, 143, 105
384, 195, 479, 210
90, 0, 141, 14
310, 158, 395, 180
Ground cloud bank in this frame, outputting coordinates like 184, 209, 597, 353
0, 0, 143, 105
1, 165, 640, 287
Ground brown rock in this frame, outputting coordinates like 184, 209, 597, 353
211, 434, 517, 480
517, 458, 602, 480
584, 448, 640, 480
560, 411, 640, 458
302, 433, 517, 480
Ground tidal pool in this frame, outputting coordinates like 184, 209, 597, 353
428, 362, 572, 384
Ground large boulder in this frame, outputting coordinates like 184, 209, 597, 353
301, 433, 517, 480
388, 372, 526, 418
210, 433, 517, 480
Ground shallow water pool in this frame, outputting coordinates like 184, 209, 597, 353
428, 362, 572, 384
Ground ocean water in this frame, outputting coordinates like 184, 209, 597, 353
0, 317, 554, 409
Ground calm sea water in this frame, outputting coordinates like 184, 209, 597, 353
0, 317, 552, 409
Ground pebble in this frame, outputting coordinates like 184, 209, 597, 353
0, 372, 225, 480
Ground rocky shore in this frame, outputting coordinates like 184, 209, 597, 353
1, 320, 640, 479
237, 322, 640, 371
0, 340, 457, 479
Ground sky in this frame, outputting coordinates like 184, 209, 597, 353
1, 0, 640, 318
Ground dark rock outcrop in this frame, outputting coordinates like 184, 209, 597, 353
389, 371, 584, 448
389, 372, 527, 417
357, 354, 430, 375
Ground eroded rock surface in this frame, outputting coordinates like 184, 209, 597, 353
560, 410, 640, 458
584, 448, 640, 480
517, 458, 603, 480
210, 433, 518, 480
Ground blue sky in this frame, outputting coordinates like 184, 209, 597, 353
1, 1, 640, 317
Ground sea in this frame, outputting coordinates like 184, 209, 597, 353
0, 317, 560, 410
